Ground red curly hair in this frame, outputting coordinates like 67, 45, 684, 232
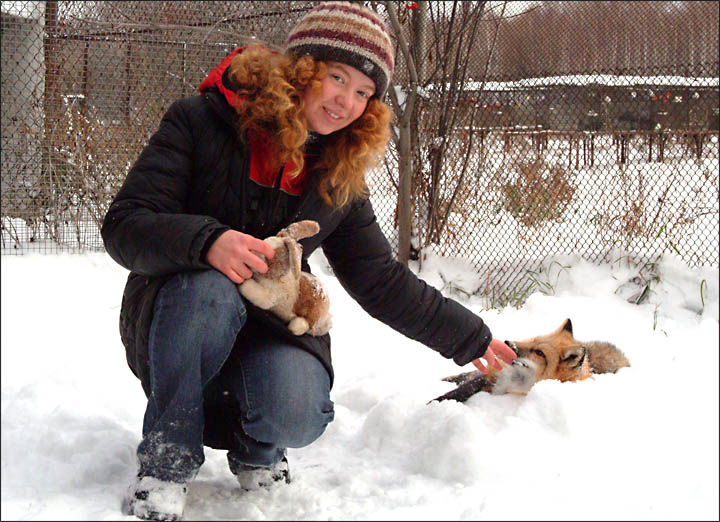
226, 45, 392, 207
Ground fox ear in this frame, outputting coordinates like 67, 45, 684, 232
561, 346, 585, 366
279, 220, 320, 241
561, 318, 573, 335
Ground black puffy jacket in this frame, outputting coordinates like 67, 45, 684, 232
101, 52, 492, 446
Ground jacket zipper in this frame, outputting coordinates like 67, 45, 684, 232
267, 165, 285, 230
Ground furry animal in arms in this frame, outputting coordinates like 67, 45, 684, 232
238, 220, 332, 336
433, 319, 630, 403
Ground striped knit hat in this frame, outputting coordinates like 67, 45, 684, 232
285, 1, 394, 99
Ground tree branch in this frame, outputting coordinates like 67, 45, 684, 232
384, 1, 419, 126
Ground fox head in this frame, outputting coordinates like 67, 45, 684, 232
263, 220, 320, 280
508, 319, 592, 383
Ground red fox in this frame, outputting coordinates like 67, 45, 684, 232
433, 319, 630, 403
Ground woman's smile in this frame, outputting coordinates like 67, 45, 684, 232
323, 106, 343, 120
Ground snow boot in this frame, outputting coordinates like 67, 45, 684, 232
122, 475, 188, 521
234, 456, 291, 491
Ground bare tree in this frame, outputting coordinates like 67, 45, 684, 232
382, 0, 423, 264
385, 1, 509, 263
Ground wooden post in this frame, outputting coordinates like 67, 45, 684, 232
574, 134, 580, 170
661, 132, 666, 162
616, 133, 628, 164
125, 42, 132, 123
81, 39, 89, 112
43, 1, 60, 137
479, 129, 485, 161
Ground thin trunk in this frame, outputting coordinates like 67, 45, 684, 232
384, 0, 421, 265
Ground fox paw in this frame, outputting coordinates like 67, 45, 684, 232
288, 316, 310, 335
492, 358, 537, 395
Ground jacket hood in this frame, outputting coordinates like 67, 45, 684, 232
198, 46, 246, 108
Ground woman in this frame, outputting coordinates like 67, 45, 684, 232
102, 2, 516, 520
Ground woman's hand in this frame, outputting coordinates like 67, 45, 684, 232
206, 230, 276, 284
472, 337, 517, 374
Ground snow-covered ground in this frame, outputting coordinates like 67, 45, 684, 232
1, 249, 718, 520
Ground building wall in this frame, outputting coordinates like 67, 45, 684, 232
1, 6, 45, 220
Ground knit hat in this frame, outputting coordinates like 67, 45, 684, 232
285, 1, 394, 99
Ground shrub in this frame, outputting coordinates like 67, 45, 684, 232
498, 158, 576, 228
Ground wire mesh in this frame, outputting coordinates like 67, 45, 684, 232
368, 0, 718, 305
1, 1, 718, 304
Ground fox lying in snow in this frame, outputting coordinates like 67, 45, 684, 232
433, 318, 630, 403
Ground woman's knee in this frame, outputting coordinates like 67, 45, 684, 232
240, 348, 335, 448
150, 270, 247, 383
158, 269, 245, 322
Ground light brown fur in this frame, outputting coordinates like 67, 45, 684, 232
293, 273, 330, 332
434, 319, 630, 402
238, 220, 332, 336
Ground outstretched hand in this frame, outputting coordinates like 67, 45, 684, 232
472, 337, 517, 374
206, 230, 275, 284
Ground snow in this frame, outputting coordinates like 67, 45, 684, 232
1, 250, 718, 520
0, 1, 44, 19
436, 74, 720, 92
122, 476, 188, 521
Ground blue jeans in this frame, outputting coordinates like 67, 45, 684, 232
138, 269, 335, 482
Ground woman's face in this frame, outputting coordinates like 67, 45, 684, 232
303, 61, 376, 135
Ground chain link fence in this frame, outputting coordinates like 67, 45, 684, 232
2, 1, 718, 303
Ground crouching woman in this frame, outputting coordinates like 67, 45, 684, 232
101, 2, 515, 520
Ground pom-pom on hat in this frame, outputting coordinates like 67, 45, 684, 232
285, 1, 394, 99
